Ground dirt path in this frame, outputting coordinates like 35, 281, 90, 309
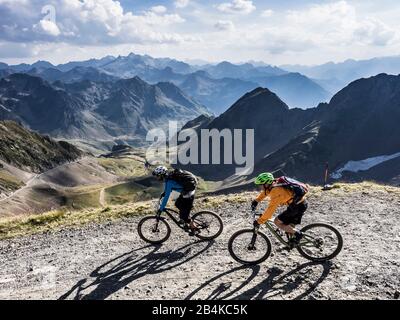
0, 188, 399, 300
99, 188, 106, 207
0, 174, 39, 204
0, 157, 89, 205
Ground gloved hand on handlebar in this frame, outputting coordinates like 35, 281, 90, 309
251, 200, 258, 211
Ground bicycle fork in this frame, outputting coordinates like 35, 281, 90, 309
152, 213, 162, 233
248, 228, 259, 251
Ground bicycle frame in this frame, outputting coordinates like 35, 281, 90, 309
157, 207, 186, 229
251, 211, 315, 249
154, 197, 185, 228
264, 220, 292, 248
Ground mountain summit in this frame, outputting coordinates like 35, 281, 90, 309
179, 74, 400, 186
0, 73, 210, 144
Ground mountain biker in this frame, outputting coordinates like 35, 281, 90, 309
251, 172, 309, 246
152, 166, 199, 235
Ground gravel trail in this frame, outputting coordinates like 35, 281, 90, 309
0, 188, 399, 300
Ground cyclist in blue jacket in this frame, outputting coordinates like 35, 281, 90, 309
152, 166, 198, 235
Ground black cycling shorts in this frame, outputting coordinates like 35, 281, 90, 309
277, 201, 308, 225
175, 194, 194, 222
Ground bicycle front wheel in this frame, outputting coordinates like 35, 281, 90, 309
297, 223, 343, 262
192, 211, 223, 241
228, 229, 272, 265
137, 216, 171, 244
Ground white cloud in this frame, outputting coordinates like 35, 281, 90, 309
0, 0, 188, 45
0, 0, 399, 66
175, 0, 189, 8
261, 10, 273, 18
0, 0, 28, 5
216, 0, 256, 15
0, 42, 35, 59
214, 20, 235, 31
285, 1, 397, 47
354, 18, 396, 46
33, 19, 61, 36
151, 5, 168, 14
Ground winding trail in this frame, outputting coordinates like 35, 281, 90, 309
0, 174, 38, 204
0, 157, 88, 205
99, 188, 106, 207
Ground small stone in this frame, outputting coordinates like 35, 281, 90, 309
394, 291, 400, 299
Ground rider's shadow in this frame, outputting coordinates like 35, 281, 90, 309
185, 261, 332, 300
59, 240, 214, 300
185, 265, 262, 300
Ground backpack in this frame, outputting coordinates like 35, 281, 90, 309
274, 176, 309, 201
168, 169, 198, 192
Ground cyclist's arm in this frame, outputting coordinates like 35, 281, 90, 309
255, 191, 268, 203
257, 201, 279, 224
257, 188, 294, 224
257, 189, 283, 224
159, 180, 173, 211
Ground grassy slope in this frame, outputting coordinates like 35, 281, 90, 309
1, 182, 398, 240
0, 121, 84, 197
0, 153, 218, 216
97, 157, 148, 177
0, 121, 83, 173
0, 169, 25, 191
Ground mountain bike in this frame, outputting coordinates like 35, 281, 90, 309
228, 211, 343, 265
137, 197, 224, 244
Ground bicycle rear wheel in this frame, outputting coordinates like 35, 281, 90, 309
228, 229, 272, 265
297, 223, 343, 262
137, 216, 171, 244
192, 211, 223, 240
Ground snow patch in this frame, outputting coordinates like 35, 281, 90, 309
331, 152, 400, 179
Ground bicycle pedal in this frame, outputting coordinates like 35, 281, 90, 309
188, 230, 200, 236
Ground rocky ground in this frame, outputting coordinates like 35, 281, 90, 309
0, 185, 399, 300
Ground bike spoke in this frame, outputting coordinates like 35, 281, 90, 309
192, 212, 222, 239
299, 225, 341, 260
140, 218, 169, 243
230, 231, 271, 264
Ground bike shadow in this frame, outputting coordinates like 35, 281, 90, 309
185, 261, 333, 300
59, 240, 215, 300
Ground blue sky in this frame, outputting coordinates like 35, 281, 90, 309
0, 0, 399, 66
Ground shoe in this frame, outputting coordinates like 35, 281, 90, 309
188, 227, 200, 236
184, 223, 199, 236
295, 231, 303, 242
289, 231, 303, 248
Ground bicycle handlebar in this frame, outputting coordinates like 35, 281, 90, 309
250, 210, 262, 221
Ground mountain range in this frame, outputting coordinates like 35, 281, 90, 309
178, 73, 400, 187
282, 55, 400, 93
0, 73, 209, 145
0, 53, 332, 112
1, 53, 400, 187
